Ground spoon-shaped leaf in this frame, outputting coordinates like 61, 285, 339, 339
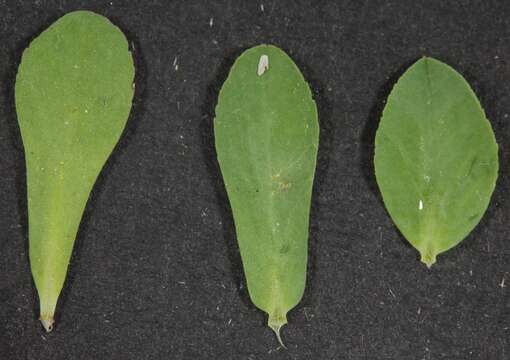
214, 45, 319, 345
15, 11, 135, 331
374, 57, 498, 267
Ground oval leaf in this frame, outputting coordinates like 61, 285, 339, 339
374, 57, 498, 267
214, 45, 319, 344
15, 11, 135, 331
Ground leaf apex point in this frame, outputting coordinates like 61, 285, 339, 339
269, 323, 287, 349
268, 312, 288, 348
420, 252, 437, 269
40, 317, 55, 332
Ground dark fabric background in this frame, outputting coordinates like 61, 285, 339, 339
0, 1, 509, 359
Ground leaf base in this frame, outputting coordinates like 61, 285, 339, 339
268, 312, 287, 348
40, 316, 55, 332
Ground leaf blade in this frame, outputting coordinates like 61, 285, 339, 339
214, 45, 319, 338
375, 57, 498, 267
15, 10, 135, 329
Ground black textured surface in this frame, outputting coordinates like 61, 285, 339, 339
1, 1, 509, 359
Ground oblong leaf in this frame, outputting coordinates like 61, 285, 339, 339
374, 57, 498, 267
15, 11, 135, 331
214, 45, 319, 344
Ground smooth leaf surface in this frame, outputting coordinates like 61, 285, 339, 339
214, 45, 319, 344
375, 57, 498, 267
15, 11, 134, 330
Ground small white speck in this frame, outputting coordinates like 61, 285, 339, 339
64, 121, 70, 125
419, 200, 424, 210
500, 277, 506, 288
228, 318, 232, 325
84, 109, 88, 113
257, 54, 269, 76
209, 17, 213, 27
260, 3, 264, 11
73, 64, 79, 69
173, 56, 178, 71
424, 175, 431, 183
178, 281, 186, 285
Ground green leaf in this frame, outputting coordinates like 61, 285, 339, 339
15, 10, 135, 331
374, 57, 498, 268
214, 45, 319, 345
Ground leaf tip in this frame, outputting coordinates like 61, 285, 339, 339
40, 316, 55, 332
269, 323, 287, 348
268, 312, 288, 348
420, 251, 437, 269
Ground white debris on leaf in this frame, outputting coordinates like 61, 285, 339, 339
257, 54, 269, 76
419, 200, 424, 210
